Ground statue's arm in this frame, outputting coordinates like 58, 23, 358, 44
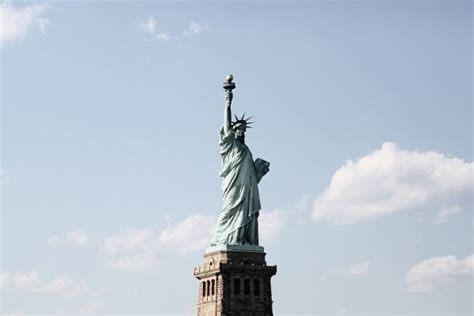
223, 91, 233, 135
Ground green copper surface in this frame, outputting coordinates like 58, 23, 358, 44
209, 76, 270, 249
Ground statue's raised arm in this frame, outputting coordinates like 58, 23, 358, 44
223, 74, 235, 135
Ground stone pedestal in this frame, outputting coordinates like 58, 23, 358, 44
193, 249, 277, 316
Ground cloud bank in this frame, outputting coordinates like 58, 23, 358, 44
48, 228, 90, 248
102, 215, 215, 271
1, 270, 99, 297
259, 209, 288, 244
340, 261, 370, 276
0, 4, 50, 43
103, 228, 160, 272
138, 16, 170, 41
102, 210, 286, 271
182, 21, 207, 37
159, 214, 215, 256
405, 254, 474, 292
313, 142, 472, 224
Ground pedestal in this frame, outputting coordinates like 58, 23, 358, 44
193, 249, 277, 316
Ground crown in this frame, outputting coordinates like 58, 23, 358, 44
232, 113, 254, 129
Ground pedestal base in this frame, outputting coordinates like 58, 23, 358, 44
205, 244, 264, 254
193, 249, 277, 316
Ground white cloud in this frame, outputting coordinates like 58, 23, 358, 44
259, 209, 287, 243
2, 270, 99, 297
48, 228, 89, 248
155, 32, 170, 41
0, 4, 50, 43
102, 214, 214, 271
405, 254, 474, 292
139, 16, 157, 34
77, 301, 104, 313
435, 206, 463, 224
159, 214, 215, 256
38, 275, 97, 296
182, 21, 207, 37
103, 228, 160, 272
313, 142, 473, 224
37, 17, 51, 35
102, 210, 288, 271
340, 261, 370, 276
67, 228, 89, 246
0, 168, 10, 185
138, 16, 170, 41
1, 270, 9, 288
137, 18, 207, 41
48, 234, 65, 248
3, 312, 26, 316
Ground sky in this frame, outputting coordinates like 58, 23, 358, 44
0, 0, 472, 315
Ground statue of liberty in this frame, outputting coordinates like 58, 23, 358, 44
209, 75, 270, 248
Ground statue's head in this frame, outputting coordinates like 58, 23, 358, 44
232, 114, 253, 143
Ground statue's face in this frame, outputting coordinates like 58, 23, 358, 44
233, 124, 246, 140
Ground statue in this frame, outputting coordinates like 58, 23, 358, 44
209, 74, 270, 248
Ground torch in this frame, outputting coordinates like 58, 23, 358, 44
223, 74, 236, 105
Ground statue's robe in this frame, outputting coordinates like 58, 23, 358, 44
210, 127, 260, 246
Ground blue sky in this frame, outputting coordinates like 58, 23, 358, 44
1, 0, 472, 315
